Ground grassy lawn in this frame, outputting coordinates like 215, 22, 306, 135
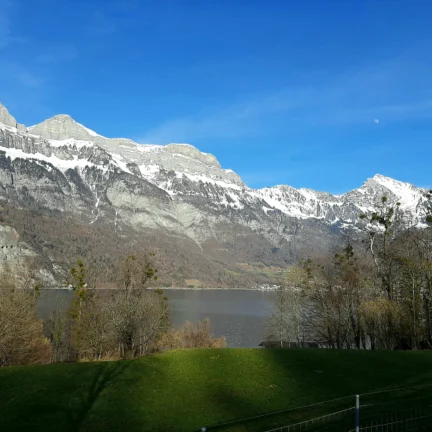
1, 349, 432, 432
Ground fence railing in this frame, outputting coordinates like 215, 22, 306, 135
347, 403, 432, 432
263, 387, 432, 432
198, 394, 355, 431
346, 410, 432, 431
198, 384, 432, 432
263, 398, 432, 432
264, 407, 355, 432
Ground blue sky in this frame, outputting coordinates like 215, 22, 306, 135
1, 0, 431, 193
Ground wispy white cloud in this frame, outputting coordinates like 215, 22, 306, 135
0, 13, 10, 49
0, 1, 80, 119
35, 45, 79, 64
0, 2, 40, 90
89, 11, 117, 35
140, 104, 264, 143
0, 0, 27, 49
0, 0, 15, 49
15, 68, 43, 88
0, 61, 43, 88
140, 89, 317, 143
140, 58, 432, 144
106, 0, 139, 13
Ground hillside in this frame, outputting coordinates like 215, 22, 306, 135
1, 102, 430, 286
1, 349, 432, 432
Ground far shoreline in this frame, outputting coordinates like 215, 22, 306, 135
39, 286, 279, 291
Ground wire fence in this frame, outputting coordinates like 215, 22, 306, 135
262, 400, 432, 432
345, 409, 432, 431
263, 385, 432, 432
345, 397, 432, 432
353, 385, 432, 432
199, 383, 432, 432
198, 394, 355, 432
264, 407, 355, 432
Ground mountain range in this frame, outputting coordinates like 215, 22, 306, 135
0, 102, 429, 287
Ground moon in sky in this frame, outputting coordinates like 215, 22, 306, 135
374, 119, 380, 124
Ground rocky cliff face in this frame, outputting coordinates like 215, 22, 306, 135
0, 102, 429, 285
0, 222, 54, 285
0, 104, 26, 132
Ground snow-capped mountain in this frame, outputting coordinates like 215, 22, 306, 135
0, 102, 429, 285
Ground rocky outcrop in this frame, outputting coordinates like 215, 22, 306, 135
0, 224, 26, 273
28, 112, 244, 189
0, 102, 430, 283
0, 224, 19, 248
0, 103, 26, 132
28, 114, 94, 141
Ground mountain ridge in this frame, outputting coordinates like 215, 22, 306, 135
2, 102, 423, 197
0, 101, 429, 286
1, 101, 428, 225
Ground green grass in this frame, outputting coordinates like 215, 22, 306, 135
1, 349, 432, 432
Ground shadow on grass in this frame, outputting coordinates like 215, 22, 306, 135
197, 349, 432, 432
0, 360, 132, 432
75, 355, 172, 432
60, 361, 130, 432
2, 349, 432, 432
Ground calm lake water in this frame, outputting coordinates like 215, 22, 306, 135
36, 289, 275, 348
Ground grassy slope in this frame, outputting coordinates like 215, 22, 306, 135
1, 349, 432, 432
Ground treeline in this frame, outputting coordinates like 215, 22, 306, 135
0, 204, 267, 288
0, 254, 225, 367
267, 192, 432, 350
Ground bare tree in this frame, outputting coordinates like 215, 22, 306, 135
69, 254, 170, 360
105, 288, 169, 358
360, 196, 401, 300
0, 281, 51, 366
73, 294, 117, 360
360, 299, 401, 350
265, 284, 304, 347
261, 193, 432, 352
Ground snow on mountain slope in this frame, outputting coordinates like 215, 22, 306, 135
1, 102, 429, 238
27, 112, 244, 191
341, 174, 429, 225
370, 174, 421, 210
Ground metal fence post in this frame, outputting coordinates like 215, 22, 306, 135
355, 394, 360, 432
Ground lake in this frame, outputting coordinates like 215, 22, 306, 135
36, 289, 275, 348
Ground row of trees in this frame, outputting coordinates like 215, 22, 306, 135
47, 254, 170, 362
267, 191, 432, 351
0, 253, 226, 367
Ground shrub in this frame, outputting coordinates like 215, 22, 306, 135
0, 289, 51, 366
158, 318, 226, 350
